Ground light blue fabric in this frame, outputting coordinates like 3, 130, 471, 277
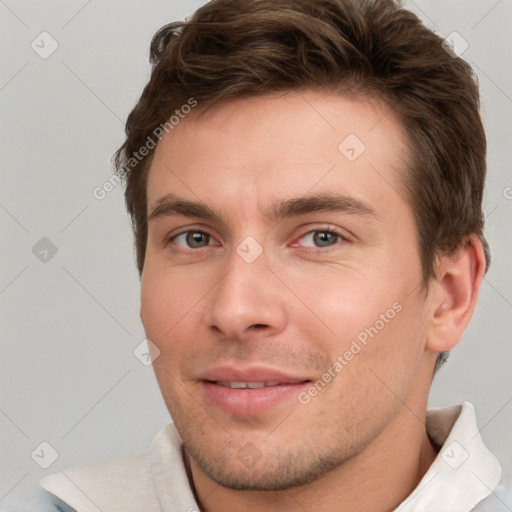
0, 487, 76, 512
473, 463, 512, 511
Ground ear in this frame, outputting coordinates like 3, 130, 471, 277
426, 234, 487, 352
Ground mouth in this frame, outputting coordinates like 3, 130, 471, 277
198, 367, 312, 415
213, 380, 301, 389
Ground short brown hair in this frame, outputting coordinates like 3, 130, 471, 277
114, 0, 489, 367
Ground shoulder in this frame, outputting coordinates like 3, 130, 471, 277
39, 447, 155, 512
39, 424, 180, 512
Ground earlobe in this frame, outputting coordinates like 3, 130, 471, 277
426, 235, 486, 352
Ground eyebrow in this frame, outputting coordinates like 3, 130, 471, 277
148, 192, 377, 223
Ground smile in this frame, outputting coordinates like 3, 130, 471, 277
214, 381, 285, 389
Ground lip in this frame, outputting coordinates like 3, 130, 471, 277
199, 365, 310, 384
198, 365, 311, 416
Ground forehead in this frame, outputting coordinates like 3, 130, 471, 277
146, 91, 410, 219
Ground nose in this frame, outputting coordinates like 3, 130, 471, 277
206, 245, 288, 342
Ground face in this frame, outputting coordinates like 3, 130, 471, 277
141, 91, 432, 491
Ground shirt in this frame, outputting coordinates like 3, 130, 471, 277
36, 401, 510, 512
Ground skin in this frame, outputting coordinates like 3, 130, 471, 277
140, 91, 486, 512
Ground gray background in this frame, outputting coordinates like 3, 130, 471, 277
1, 0, 511, 509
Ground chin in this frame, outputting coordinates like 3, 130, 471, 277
185, 441, 350, 491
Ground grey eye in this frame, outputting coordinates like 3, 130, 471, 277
175, 231, 211, 248
301, 230, 341, 247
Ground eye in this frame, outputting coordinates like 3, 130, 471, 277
298, 229, 344, 248
171, 230, 213, 249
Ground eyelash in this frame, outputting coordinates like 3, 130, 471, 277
165, 227, 347, 253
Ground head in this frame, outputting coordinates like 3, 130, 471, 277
115, 0, 489, 492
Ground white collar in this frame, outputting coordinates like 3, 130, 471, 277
40, 402, 502, 512
394, 401, 502, 511
149, 401, 502, 512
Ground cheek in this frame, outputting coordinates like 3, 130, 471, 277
140, 263, 206, 339
140, 264, 215, 388
287, 260, 425, 375
140, 275, 171, 339
286, 266, 398, 348
140, 269, 195, 412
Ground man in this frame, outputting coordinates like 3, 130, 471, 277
38, 0, 509, 510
